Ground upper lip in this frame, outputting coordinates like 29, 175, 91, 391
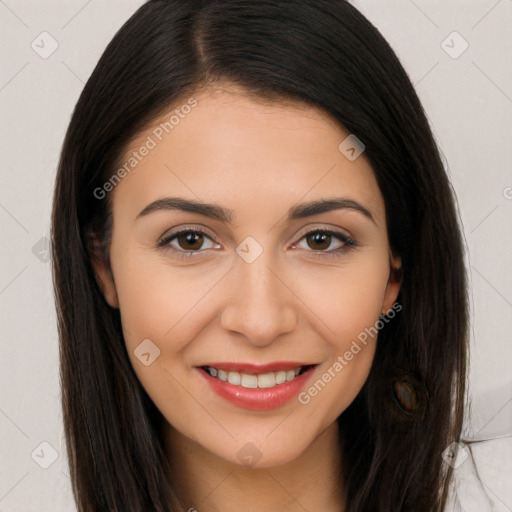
198, 362, 317, 374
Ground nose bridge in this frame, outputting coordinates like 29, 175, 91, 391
220, 245, 297, 346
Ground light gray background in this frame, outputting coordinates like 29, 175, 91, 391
1, 1, 511, 510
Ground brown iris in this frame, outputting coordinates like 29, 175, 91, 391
306, 232, 332, 251
176, 231, 204, 250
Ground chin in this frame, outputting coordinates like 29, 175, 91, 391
209, 435, 314, 470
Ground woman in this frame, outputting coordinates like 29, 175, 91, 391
51, 1, 469, 510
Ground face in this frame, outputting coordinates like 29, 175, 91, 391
92, 83, 401, 469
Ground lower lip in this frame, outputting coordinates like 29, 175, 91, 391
197, 366, 317, 411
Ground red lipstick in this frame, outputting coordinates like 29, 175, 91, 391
196, 362, 317, 411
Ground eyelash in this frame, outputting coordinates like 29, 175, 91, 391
157, 227, 357, 259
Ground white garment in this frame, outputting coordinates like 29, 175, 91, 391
444, 393, 512, 512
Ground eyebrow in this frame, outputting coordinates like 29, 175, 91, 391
136, 196, 375, 224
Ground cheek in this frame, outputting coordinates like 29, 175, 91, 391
112, 248, 220, 350
294, 253, 390, 344
290, 255, 389, 419
114, 245, 390, 365
111, 251, 215, 430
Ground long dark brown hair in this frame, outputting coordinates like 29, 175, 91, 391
51, 1, 469, 510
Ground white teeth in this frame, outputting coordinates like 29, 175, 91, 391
275, 371, 287, 384
257, 372, 276, 388
205, 366, 306, 389
227, 372, 241, 385
240, 374, 258, 388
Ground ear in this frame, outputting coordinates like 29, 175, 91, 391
381, 253, 402, 315
86, 231, 119, 309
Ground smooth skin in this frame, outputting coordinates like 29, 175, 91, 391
92, 82, 402, 512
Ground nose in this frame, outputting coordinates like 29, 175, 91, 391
220, 252, 298, 348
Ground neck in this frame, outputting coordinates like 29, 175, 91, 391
163, 421, 346, 512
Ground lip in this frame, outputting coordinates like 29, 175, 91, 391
196, 362, 318, 411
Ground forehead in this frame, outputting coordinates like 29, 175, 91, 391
110, 85, 384, 225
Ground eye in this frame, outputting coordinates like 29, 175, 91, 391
293, 229, 356, 255
158, 227, 220, 255
158, 226, 356, 258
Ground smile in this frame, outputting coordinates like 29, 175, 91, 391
197, 363, 318, 410
203, 365, 309, 389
